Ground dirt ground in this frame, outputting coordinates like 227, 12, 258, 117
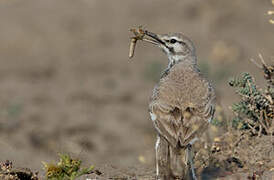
0, 0, 273, 179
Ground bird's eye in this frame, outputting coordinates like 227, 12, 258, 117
170, 39, 177, 44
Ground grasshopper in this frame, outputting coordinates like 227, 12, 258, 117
128, 27, 145, 59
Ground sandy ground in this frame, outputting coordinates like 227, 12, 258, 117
0, 0, 273, 179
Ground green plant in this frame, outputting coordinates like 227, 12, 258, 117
43, 153, 94, 180
229, 56, 273, 135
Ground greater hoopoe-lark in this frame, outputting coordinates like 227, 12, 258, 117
130, 29, 216, 180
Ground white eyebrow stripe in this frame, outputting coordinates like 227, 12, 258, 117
170, 37, 181, 41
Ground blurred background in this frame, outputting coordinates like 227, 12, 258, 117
0, 0, 273, 174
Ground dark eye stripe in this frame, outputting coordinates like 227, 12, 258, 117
178, 41, 186, 45
165, 39, 186, 45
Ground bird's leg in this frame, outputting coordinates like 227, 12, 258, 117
155, 135, 170, 180
186, 144, 197, 180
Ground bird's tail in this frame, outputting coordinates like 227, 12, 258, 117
169, 147, 188, 179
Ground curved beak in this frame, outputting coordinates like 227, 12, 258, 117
142, 30, 166, 46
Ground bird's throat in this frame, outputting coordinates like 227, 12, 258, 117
168, 54, 197, 69
161, 55, 197, 78
167, 55, 185, 69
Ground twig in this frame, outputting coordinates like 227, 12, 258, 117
249, 58, 262, 68
258, 125, 262, 137
258, 110, 269, 134
258, 53, 267, 66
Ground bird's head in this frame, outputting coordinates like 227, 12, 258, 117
142, 30, 197, 66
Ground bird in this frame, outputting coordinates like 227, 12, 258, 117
139, 30, 216, 179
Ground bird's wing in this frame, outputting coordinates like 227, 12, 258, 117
149, 101, 182, 148
149, 97, 215, 148
149, 65, 216, 148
